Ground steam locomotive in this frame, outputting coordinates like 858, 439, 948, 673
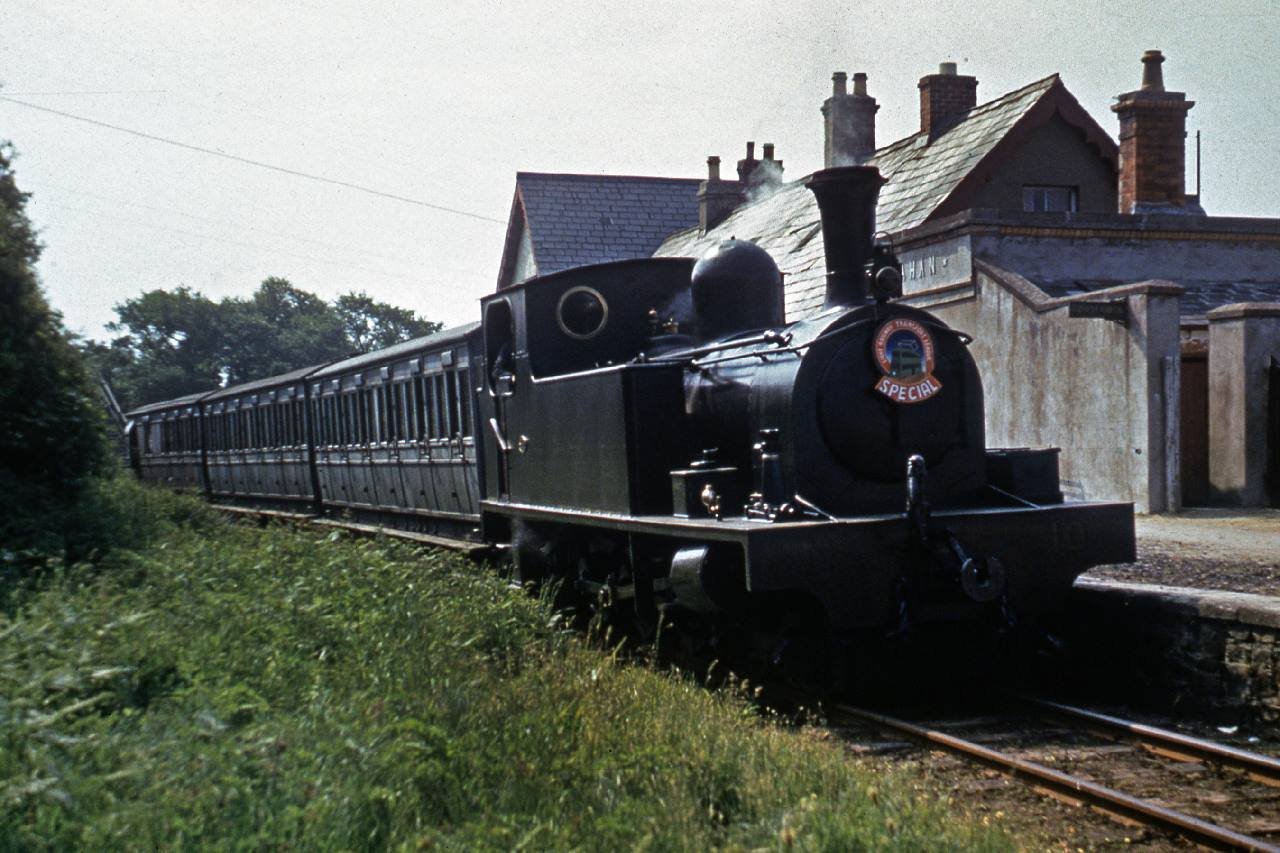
127, 166, 1135, 673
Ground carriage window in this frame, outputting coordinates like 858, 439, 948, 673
396, 383, 409, 441
412, 377, 424, 439
357, 389, 369, 444
421, 376, 435, 439
446, 369, 460, 437
431, 374, 445, 439
384, 384, 394, 440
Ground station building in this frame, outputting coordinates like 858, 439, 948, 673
496, 53, 1280, 513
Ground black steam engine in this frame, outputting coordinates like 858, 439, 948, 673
477, 166, 1134, 656
127, 165, 1135, 681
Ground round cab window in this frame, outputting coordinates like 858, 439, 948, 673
556, 286, 608, 340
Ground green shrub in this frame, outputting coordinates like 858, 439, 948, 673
0, 521, 1010, 850
0, 142, 111, 562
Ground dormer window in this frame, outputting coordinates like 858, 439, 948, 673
1023, 185, 1078, 212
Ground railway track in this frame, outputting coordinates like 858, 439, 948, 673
827, 697, 1280, 851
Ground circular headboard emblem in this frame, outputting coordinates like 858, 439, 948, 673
556, 285, 608, 340
871, 317, 942, 404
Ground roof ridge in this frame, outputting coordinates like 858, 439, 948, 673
517, 171, 702, 184
873, 72, 1061, 156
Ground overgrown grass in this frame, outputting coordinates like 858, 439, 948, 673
1, 516, 1010, 850
1, 471, 219, 586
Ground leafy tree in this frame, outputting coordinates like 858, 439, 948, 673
0, 142, 108, 556
336, 291, 442, 353
105, 286, 224, 405
96, 281, 440, 411
220, 277, 347, 385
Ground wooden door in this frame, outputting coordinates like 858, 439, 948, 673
1180, 355, 1209, 506
1268, 357, 1279, 507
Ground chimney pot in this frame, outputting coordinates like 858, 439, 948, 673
745, 141, 755, 159
823, 71, 879, 167
1140, 49, 1165, 91
832, 71, 848, 96
939, 62, 957, 75
762, 143, 775, 161
698, 155, 743, 233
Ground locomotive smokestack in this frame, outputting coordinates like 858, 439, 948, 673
804, 166, 885, 307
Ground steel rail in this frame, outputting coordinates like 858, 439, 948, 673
1023, 696, 1280, 788
830, 702, 1279, 852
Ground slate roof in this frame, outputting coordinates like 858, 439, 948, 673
499, 173, 701, 286
656, 75, 1087, 319
1038, 278, 1280, 319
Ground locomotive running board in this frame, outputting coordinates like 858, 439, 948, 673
482, 499, 1136, 631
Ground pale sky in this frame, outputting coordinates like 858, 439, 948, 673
4, 0, 1277, 341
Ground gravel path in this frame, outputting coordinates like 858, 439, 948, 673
1084, 508, 1280, 597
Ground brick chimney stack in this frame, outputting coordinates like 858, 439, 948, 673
823, 70, 879, 167
1111, 50, 1196, 214
736, 140, 783, 189
697, 155, 744, 233
918, 62, 978, 138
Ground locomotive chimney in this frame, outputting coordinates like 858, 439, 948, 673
804, 166, 886, 307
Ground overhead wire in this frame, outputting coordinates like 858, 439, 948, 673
38, 199, 490, 295
25, 178, 488, 277
0, 95, 508, 225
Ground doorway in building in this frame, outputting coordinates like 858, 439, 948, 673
1180, 354, 1209, 506
1268, 357, 1280, 507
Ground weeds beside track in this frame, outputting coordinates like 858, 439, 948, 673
1, 508, 1009, 850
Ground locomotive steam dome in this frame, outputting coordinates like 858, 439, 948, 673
690, 239, 785, 339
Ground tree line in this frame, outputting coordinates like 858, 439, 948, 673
84, 279, 441, 413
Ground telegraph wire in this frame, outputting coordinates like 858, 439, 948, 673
0, 95, 507, 225
26, 178, 486, 276
41, 199, 491, 295
1, 89, 168, 95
